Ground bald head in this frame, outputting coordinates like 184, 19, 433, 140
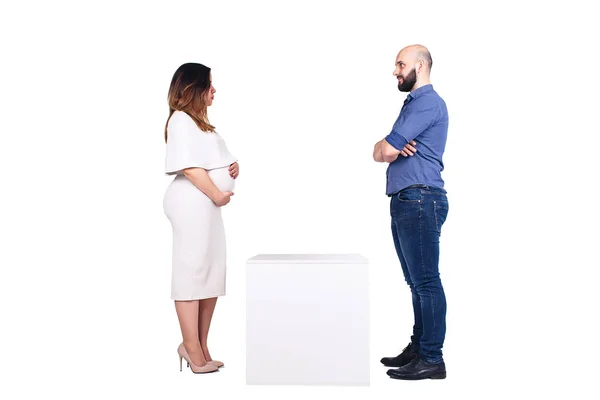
394, 44, 433, 92
400, 44, 432, 72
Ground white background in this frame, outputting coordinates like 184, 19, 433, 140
1, 0, 599, 398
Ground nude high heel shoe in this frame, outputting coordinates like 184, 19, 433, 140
177, 344, 219, 374
179, 342, 224, 368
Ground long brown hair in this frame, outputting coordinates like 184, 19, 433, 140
164, 63, 215, 142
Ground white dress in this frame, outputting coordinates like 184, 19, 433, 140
163, 111, 237, 300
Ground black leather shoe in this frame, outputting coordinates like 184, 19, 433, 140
380, 342, 419, 367
387, 356, 446, 380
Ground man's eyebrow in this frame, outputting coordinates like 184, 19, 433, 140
396, 61, 404, 65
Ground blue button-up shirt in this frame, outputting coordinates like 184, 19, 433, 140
385, 84, 449, 195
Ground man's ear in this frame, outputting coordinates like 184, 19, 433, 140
417, 59, 424, 74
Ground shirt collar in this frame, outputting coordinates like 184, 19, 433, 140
407, 84, 433, 101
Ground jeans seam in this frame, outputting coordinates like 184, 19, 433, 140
418, 198, 431, 358
434, 200, 439, 232
431, 200, 438, 360
421, 197, 438, 361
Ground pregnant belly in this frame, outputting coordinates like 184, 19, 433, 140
208, 166, 235, 192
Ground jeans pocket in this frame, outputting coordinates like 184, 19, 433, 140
397, 189, 422, 203
433, 199, 449, 232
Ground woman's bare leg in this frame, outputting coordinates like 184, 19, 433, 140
175, 300, 209, 366
198, 297, 218, 361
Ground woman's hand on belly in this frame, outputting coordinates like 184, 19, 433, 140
229, 162, 239, 179
214, 191, 234, 207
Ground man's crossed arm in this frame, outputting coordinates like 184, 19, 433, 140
373, 139, 417, 163
374, 102, 439, 163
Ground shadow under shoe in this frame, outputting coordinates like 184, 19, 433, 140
380, 342, 419, 367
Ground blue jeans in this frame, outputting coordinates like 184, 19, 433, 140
390, 184, 449, 364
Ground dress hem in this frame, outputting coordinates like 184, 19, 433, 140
171, 292, 226, 301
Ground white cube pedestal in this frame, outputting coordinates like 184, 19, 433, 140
246, 254, 369, 386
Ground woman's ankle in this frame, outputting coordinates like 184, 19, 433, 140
200, 343, 212, 360
183, 341, 202, 354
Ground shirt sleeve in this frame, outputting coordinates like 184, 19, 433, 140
384, 102, 439, 150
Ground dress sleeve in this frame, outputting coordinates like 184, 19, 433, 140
165, 112, 225, 175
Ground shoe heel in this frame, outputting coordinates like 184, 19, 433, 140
179, 355, 183, 372
430, 371, 446, 379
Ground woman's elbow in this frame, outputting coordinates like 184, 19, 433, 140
183, 167, 204, 178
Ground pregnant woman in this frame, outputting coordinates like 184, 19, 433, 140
163, 63, 240, 374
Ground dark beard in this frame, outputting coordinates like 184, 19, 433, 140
397, 67, 417, 92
